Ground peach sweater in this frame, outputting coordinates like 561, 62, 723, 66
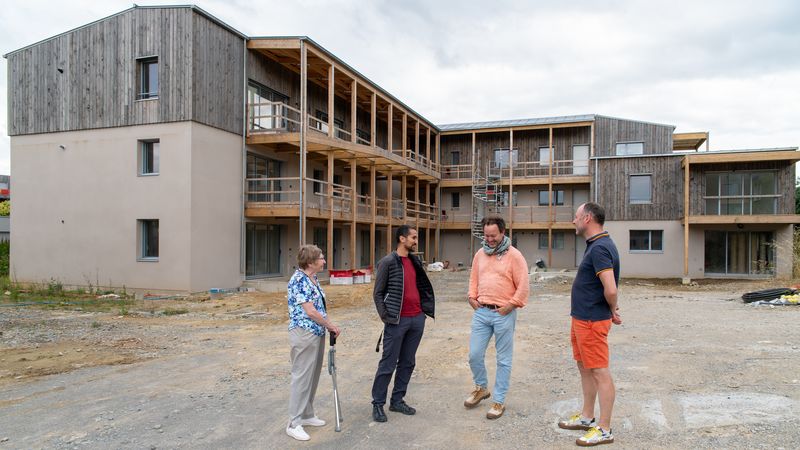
468, 246, 530, 308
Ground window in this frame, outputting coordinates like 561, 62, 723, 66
246, 153, 282, 202
451, 151, 461, 165
451, 192, 460, 209
138, 140, 159, 175
138, 219, 159, 260
630, 230, 663, 252
629, 174, 652, 204
538, 190, 564, 206
615, 142, 644, 156
538, 232, 565, 249
248, 80, 289, 130
313, 169, 323, 194
704, 171, 778, 215
539, 146, 552, 166
136, 57, 158, 100
493, 148, 518, 168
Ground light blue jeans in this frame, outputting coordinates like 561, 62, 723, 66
469, 307, 517, 404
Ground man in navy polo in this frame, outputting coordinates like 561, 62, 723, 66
557, 202, 622, 447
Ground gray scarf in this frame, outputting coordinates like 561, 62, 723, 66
483, 235, 511, 256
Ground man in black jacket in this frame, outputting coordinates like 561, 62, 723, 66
371, 224, 435, 422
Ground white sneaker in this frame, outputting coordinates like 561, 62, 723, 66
300, 416, 326, 427
286, 423, 310, 441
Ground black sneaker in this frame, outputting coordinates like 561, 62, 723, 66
372, 404, 387, 422
389, 401, 416, 415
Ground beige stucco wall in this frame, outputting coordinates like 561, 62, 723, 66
604, 221, 684, 278
188, 122, 243, 291
11, 121, 243, 292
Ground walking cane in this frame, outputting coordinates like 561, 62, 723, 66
328, 333, 343, 432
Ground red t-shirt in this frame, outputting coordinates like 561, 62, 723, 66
400, 256, 422, 317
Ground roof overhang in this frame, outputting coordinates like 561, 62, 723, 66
681, 148, 800, 167
673, 132, 708, 151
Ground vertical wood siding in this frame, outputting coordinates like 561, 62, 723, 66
594, 116, 674, 157
594, 156, 684, 220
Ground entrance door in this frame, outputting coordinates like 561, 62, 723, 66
245, 223, 282, 277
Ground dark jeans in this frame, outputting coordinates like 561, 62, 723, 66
371, 313, 426, 406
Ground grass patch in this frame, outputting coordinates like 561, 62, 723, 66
162, 308, 189, 316
0, 276, 135, 312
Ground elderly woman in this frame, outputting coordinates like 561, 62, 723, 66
286, 244, 341, 441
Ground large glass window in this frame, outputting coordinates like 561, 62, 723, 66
704, 231, 775, 275
247, 80, 289, 131
451, 192, 460, 209
138, 219, 159, 260
137, 57, 158, 100
704, 171, 778, 215
630, 230, 663, 252
615, 142, 644, 156
246, 153, 282, 202
629, 175, 652, 203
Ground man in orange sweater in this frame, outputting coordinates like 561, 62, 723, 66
464, 215, 530, 419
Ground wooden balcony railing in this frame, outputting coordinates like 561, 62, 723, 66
248, 101, 438, 174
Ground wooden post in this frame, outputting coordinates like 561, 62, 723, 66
548, 127, 553, 267
350, 80, 357, 143
370, 164, 376, 268
414, 120, 422, 163
402, 113, 407, 159
509, 129, 514, 240
370, 92, 376, 147
351, 160, 357, 268
327, 152, 334, 268
387, 171, 394, 251
402, 175, 408, 221
425, 182, 431, 258
426, 128, 431, 169
299, 42, 308, 247
387, 103, 393, 153
684, 157, 690, 280
327, 64, 334, 138
414, 178, 419, 232
435, 183, 441, 261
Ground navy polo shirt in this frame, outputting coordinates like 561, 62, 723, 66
571, 232, 620, 321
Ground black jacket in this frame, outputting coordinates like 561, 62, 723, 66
373, 252, 435, 324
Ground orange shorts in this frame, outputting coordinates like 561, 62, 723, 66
570, 317, 611, 369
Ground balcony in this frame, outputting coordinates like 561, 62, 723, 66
245, 176, 438, 226
440, 159, 590, 187
246, 100, 439, 181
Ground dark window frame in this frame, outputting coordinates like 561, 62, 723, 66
136, 57, 159, 100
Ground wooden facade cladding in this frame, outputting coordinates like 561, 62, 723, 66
594, 155, 684, 221
7, 7, 246, 136
687, 161, 796, 216
593, 116, 674, 157
191, 13, 245, 134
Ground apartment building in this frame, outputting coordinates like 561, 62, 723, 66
5, 5, 798, 291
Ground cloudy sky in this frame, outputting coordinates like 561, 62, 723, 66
1, 0, 798, 175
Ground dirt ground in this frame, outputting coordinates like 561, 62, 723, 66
1, 272, 799, 449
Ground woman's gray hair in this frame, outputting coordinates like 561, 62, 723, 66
297, 244, 323, 269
